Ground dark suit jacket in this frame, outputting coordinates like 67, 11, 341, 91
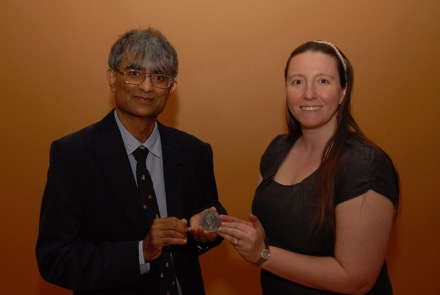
36, 110, 226, 295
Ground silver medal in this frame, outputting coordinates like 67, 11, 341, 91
200, 210, 221, 232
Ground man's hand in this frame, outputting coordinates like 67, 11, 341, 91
143, 217, 188, 261
187, 207, 219, 244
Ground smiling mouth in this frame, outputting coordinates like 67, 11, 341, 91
136, 96, 154, 102
301, 106, 321, 111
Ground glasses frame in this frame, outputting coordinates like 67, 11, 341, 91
116, 69, 174, 89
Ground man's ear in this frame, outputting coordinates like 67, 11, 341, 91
107, 69, 116, 91
169, 80, 177, 94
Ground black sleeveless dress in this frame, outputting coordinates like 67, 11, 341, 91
252, 135, 399, 294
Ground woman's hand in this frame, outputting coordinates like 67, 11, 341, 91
217, 213, 267, 264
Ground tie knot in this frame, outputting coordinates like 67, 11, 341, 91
132, 146, 149, 162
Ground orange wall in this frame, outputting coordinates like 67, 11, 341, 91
1, 1, 439, 294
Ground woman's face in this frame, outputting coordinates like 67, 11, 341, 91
286, 51, 346, 134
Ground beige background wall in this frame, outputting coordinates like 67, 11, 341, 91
1, 0, 439, 294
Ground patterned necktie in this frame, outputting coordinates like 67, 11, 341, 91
132, 146, 179, 295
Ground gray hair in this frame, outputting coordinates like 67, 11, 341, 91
108, 28, 178, 78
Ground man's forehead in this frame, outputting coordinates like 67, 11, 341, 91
117, 52, 173, 75
119, 57, 159, 71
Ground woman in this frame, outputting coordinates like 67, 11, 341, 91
218, 41, 400, 294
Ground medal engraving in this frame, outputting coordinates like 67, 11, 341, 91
200, 210, 221, 232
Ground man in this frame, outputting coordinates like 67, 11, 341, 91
36, 28, 226, 295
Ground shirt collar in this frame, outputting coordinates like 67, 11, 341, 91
114, 110, 162, 159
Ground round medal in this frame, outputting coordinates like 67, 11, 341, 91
200, 210, 221, 232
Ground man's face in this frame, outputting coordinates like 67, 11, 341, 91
107, 59, 176, 121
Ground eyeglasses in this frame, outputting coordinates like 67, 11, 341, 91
117, 69, 173, 89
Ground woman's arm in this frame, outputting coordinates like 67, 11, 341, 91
263, 190, 394, 294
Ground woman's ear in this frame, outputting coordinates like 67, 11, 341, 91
339, 83, 347, 104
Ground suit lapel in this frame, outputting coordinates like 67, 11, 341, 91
159, 123, 184, 218
91, 111, 149, 236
